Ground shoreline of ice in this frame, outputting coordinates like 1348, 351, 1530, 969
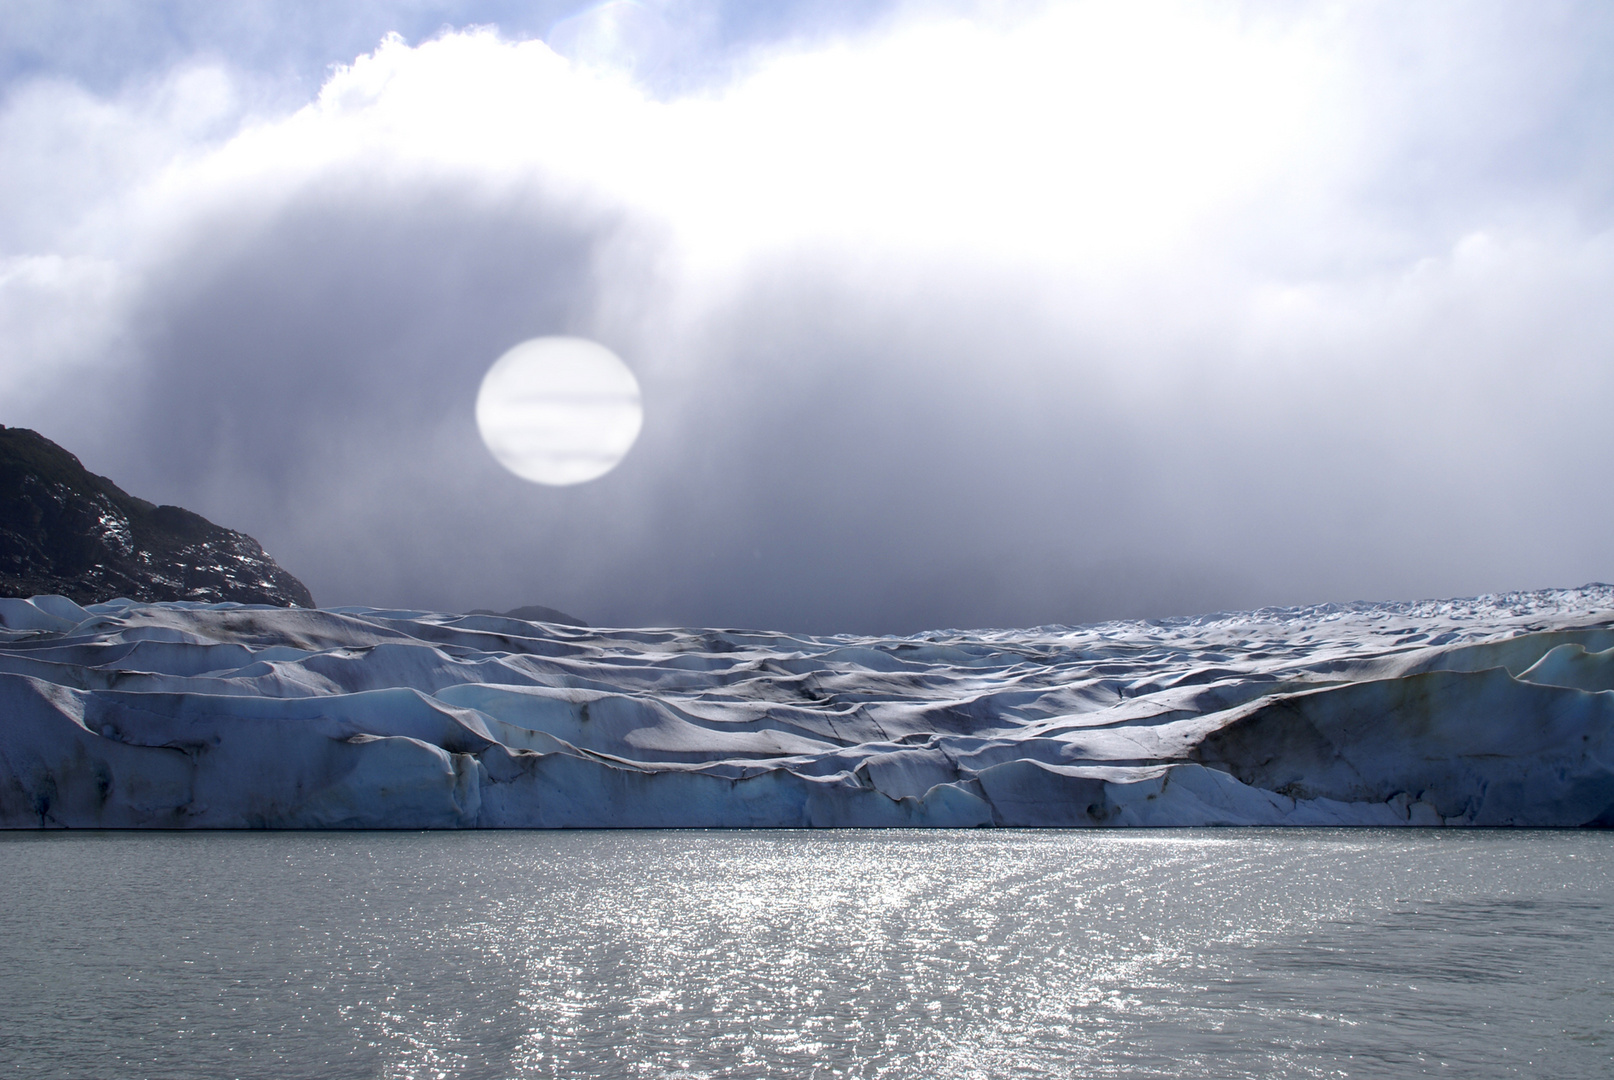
3, 586, 1613, 828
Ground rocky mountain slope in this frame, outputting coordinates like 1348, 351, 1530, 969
0, 426, 313, 607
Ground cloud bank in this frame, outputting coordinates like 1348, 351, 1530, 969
3, 0, 1612, 632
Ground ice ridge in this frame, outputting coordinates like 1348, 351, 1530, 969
2, 586, 1613, 828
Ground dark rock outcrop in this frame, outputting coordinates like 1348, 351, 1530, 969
468, 604, 588, 627
0, 426, 314, 607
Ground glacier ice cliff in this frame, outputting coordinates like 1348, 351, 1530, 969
2, 587, 1613, 828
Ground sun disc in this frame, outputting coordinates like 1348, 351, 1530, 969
475, 336, 643, 485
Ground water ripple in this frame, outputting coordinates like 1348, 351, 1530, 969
0, 830, 1610, 1078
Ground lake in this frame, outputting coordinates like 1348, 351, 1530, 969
1, 830, 1609, 1078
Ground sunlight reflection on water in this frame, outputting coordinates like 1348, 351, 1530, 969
1, 830, 1609, 1079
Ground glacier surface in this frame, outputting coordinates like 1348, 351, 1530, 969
3, 587, 1613, 828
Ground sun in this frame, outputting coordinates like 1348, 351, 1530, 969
475, 336, 644, 486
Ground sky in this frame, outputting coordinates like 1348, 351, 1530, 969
2, 0, 1612, 633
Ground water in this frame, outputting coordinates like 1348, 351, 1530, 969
0, 831, 1609, 1079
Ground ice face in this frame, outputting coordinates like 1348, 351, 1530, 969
2, 587, 1613, 828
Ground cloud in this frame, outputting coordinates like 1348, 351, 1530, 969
3, 1, 1613, 631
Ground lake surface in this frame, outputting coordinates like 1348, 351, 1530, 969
1, 831, 1609, 1079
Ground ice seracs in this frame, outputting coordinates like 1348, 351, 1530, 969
2, 587, 1612, 828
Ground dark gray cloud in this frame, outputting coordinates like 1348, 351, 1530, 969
66, 187, 1614, 633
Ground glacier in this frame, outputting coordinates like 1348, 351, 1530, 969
2, 587, 1613, 828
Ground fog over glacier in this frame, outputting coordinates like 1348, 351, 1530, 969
2, 1, 1612, 633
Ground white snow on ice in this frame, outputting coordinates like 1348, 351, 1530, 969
2, 587, 1613, 828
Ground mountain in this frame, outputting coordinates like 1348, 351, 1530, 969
0, 426, 314, 607
468, 604, 587, 627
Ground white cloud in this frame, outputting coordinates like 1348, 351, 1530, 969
0, 254, 127, 409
